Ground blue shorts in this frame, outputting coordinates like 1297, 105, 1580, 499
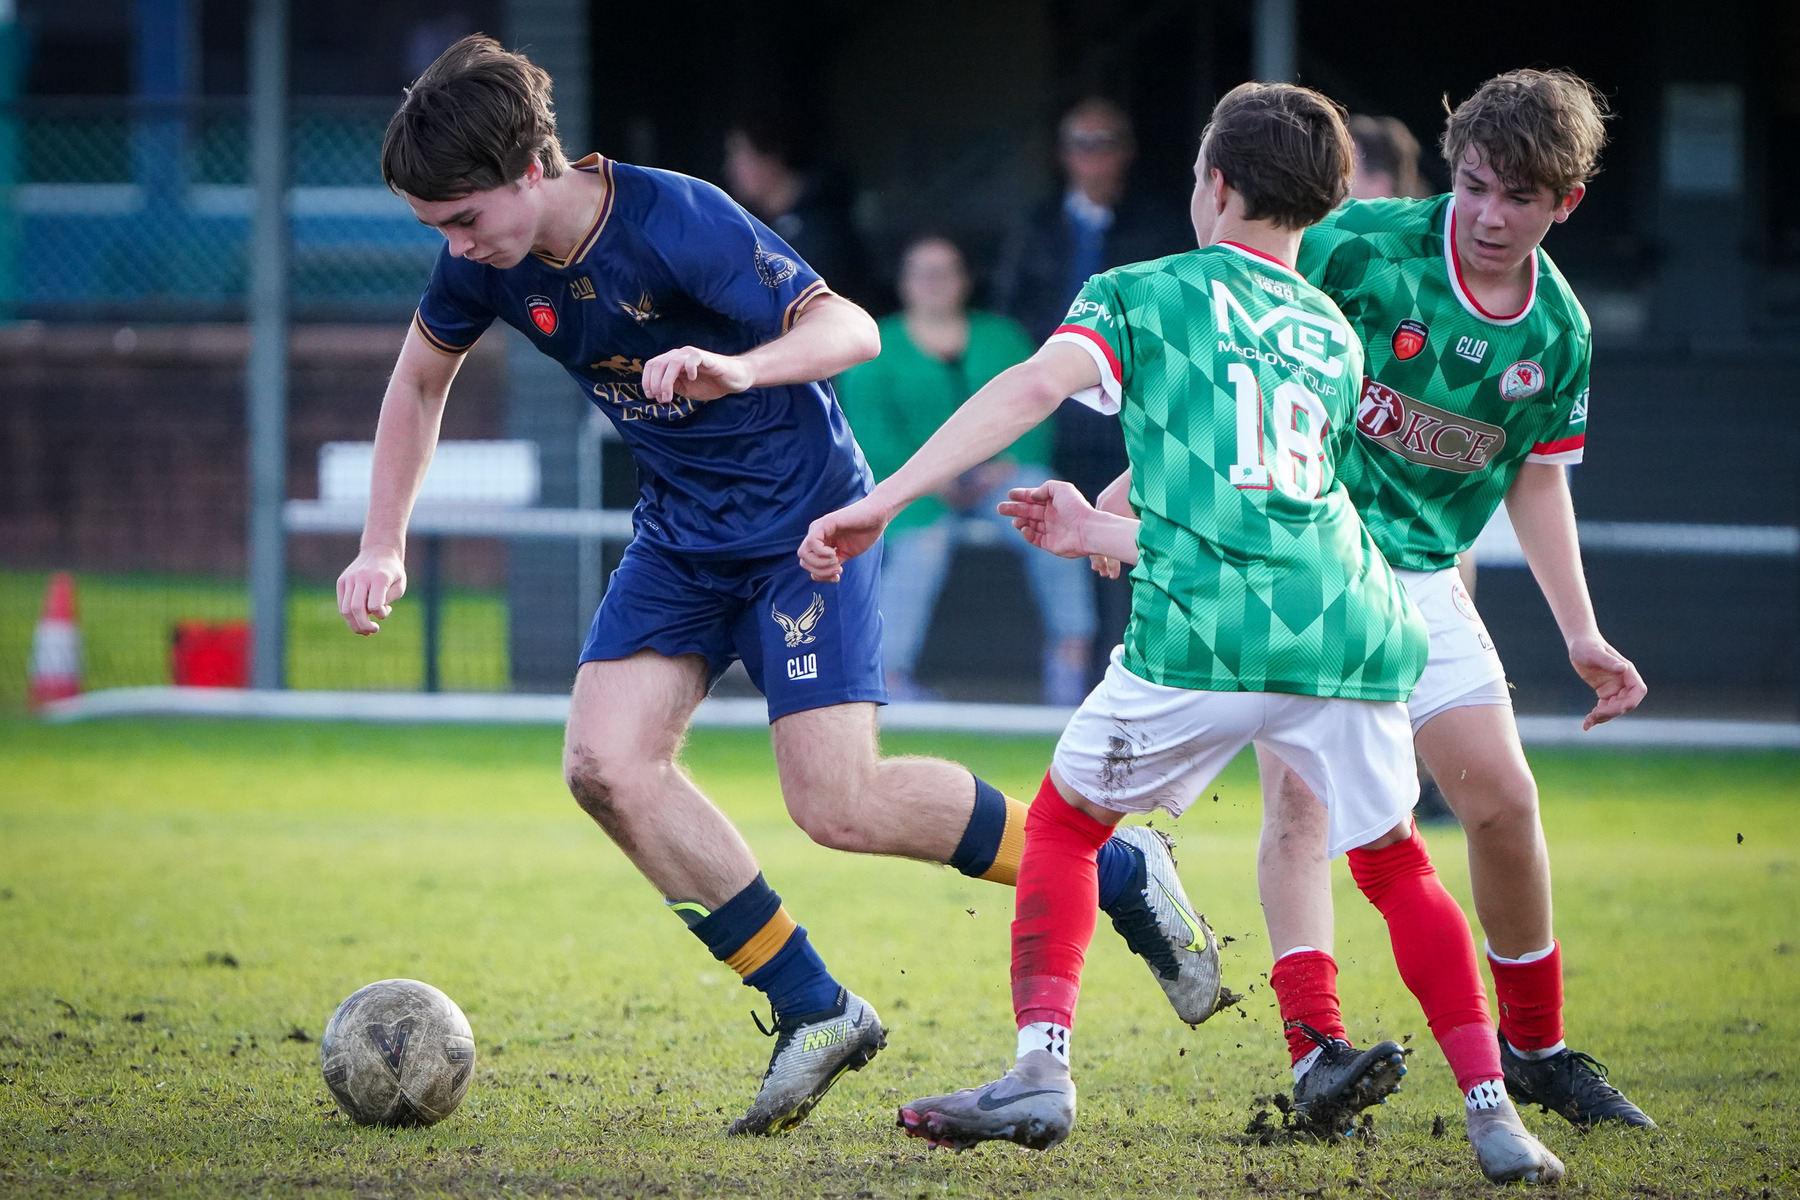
579, 540, 888, 722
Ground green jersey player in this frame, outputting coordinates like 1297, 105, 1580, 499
802, 81, 1566, 1186
1134, 69, 1647, 1132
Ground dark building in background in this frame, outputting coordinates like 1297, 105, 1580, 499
3, 0, 1795, 711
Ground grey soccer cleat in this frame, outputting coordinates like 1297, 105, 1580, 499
1467, 1095, 1567, 1185
1105, 825, 1224, 1025
897, 1049, 1076, 1151
727, 988, 886, 1136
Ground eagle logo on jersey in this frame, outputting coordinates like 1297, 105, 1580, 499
619, 291, 659, 324
1391, 318, 1428, 361
772, 593, 825, 648
525, 295, 558, 336
1500, 360, 1546, 402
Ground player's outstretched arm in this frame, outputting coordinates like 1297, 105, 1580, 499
1506, 461, 1647, 728
799, 341, 1100, 582
998, 481, 1141, 564
641, 293, 879, 403
336, 326, 464, 635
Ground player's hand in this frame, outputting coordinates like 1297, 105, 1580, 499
997, 481, 1097, 560
799, 496, 893, 582
641, 346, 755, 403
1090, 554, 1121, 579
1567, 633, 1646, 730
337, 546, 407, 635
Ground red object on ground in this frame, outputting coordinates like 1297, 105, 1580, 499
171, 620, 252, 688
28, 572, 83, 707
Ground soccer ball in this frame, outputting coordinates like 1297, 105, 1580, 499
319, 978, 476, 1127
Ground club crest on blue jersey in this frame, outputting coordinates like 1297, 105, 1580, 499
772, 593, 825, 647
525, 295, 558, 336
755, 245, 799, 288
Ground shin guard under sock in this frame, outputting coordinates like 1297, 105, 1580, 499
1348, 825, 1500, 1089
1489, 941, 1565, 1054
1011, 772, 1115, 1030
1270, 949, 1346, 1065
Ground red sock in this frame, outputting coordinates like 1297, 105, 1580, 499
1269, 950, 1345, 1065
1490, 942, 1565, 1052
1012, 773, 1114, 1029
1347, 824, 1501, 1092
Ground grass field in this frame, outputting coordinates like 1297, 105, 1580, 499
1, 718, 1796, 1198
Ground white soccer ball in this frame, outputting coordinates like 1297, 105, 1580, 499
319, 978, 476, 1127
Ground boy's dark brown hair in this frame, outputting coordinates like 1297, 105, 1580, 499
1200, 82, 1353, 229
1441, 69, 1609, 198
382, 34, 569, 201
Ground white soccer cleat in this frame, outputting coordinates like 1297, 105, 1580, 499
1106, 825, 1225, 1024
1467, 1096, 1568, 1185
897, 1049, 1077, 1151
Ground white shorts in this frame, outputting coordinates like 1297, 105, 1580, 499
1052, 648, 1419, 857
1395, 568, 1512, 731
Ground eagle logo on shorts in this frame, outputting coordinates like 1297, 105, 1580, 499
772, 593, 825, 648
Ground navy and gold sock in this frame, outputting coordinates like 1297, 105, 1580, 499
677, 874, 841, 1019
948, 777, 1029, 885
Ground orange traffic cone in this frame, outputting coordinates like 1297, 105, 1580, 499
28, 572, 83, 707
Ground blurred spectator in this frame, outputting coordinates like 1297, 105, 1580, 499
1348, 114, 1432, 200
836, 236, 1095, 705
992, 97, 1190, 678
725, 109, 871, 305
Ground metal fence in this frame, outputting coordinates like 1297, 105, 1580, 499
1, 98, 436, 321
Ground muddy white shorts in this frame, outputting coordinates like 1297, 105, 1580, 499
1396, 567, 1512, 731
1051, 647, 1419, 857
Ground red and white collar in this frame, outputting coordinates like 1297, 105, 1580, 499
1216, 239, 1304, 279
1442, 201, 1537, 327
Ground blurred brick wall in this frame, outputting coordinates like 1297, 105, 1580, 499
0, 324, 510, 586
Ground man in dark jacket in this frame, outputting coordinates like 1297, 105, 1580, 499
992, 98, 1190, 670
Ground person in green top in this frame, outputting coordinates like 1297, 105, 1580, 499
835, 235, 1095, 704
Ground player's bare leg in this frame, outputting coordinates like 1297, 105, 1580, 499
770, 701, 973, 863
1416, 702, 1653, 1128
1413, 704, 1549, 956
773, 703, 1221, 1023
1255, 746, 1409, 1130
564, 649, 885, 1136
564, 649, 758, 905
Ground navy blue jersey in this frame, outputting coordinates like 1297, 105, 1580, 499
414, 155, 872, 559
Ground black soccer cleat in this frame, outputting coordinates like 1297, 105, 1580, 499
1499, 1036, 1656, 1129
1289, 1021, 1408, 1129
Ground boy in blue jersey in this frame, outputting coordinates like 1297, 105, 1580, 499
335, 35, 1218, 1137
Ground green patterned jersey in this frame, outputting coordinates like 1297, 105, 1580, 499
1297, 196, 1591, 571
1052, 242, 1426, 702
